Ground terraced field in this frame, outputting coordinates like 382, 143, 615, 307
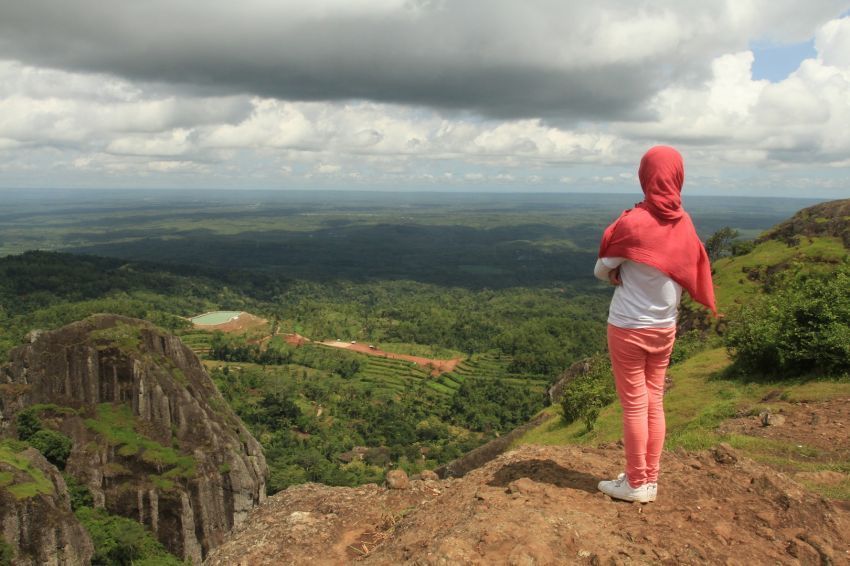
436, 353, 550, 396
177, 330, 214, 355
190, 329, 550, 403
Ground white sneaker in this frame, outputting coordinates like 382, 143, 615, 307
598, 473, 655, 503
605, 473, 658, 501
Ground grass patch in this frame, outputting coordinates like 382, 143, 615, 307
150, 475, 176, 491
513, 348, 763, 448
84, 404, 195, 478
0, 471, 13, 487
0, 440, 54, 500
781, 380, 850, 402
89, 322, 143, 353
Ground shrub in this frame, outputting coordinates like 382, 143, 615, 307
0, 539, 13, 566
75, 507, 182, 566
15, 409, 41, 441
669, 329, 711, 366
724, 263, 850, 377
28, 430, 72, 470
63, 474, 94, 511
560, 353, 616, 431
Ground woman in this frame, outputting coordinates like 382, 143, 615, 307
593, 146, 716, 503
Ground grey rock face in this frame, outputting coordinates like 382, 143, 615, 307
0, 447, 94, 566
0, 314, 268, 563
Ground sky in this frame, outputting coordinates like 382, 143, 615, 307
1, 1, 850, 198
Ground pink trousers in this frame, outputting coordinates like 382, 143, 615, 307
607, 324, 676, 487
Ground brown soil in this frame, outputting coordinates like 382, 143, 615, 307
717, 397, 850, 461
193, 312, 269, 334
320, 340, 462, 376
282, 333, 310, 346
205, 444, 850, 565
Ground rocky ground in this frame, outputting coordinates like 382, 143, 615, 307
206, 442, 850, 565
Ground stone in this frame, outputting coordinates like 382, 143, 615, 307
386, 469, 410, 489
420, 469, 439, 481
760, 410, 786, 427
711, 443, 738, 465
507, 477, 544, 496
286, 511, 316, 525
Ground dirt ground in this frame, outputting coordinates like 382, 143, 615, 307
320, 340, 462, 376
717, 397, 850, 459
206, 443, 850, 565
282, 333, 310, 346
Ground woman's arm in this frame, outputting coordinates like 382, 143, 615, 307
595, 257, 625, 285
594, 258, 611, 281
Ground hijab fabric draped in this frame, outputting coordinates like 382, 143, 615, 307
599, 146, 717, 315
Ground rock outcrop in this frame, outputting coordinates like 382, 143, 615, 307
206, 444, 850, 565
0, 314, 268, 563
0, 444, 94, 565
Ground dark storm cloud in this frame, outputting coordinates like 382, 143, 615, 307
0, 0, 846, 120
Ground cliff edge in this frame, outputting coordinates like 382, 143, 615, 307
206, 443, 849, 565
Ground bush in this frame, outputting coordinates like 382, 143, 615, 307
15, 409, 41, 441
0, 539, 13, 566
560, 353, 616, 431
75, 507, 182, 566
63, 474, 94, 511
28, 430, 72, 470
669, 329, 711, 366
724, 263, 850, 377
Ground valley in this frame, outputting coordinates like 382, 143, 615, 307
1, 190, 848, 563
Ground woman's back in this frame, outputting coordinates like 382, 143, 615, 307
595, 257, 682, 328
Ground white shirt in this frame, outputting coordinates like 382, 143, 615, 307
594, 257, 682, 328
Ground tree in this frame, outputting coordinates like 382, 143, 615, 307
705, 227, 740, 262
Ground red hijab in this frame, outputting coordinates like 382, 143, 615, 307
599, 146, 717, 315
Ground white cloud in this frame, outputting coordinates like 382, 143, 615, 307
0, 9, 849, 196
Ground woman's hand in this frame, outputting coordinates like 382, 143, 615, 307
608, 266, 622, 286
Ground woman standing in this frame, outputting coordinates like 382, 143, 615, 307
593, 146, 716, 503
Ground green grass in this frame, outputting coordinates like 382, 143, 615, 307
0, 440, 54, 500
781, 380, 850, 402
84, 404, 195, 480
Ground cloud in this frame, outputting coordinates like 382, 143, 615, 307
616, 18, 850, 167
0, 5, 849, 196
1, 1, 847, 120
